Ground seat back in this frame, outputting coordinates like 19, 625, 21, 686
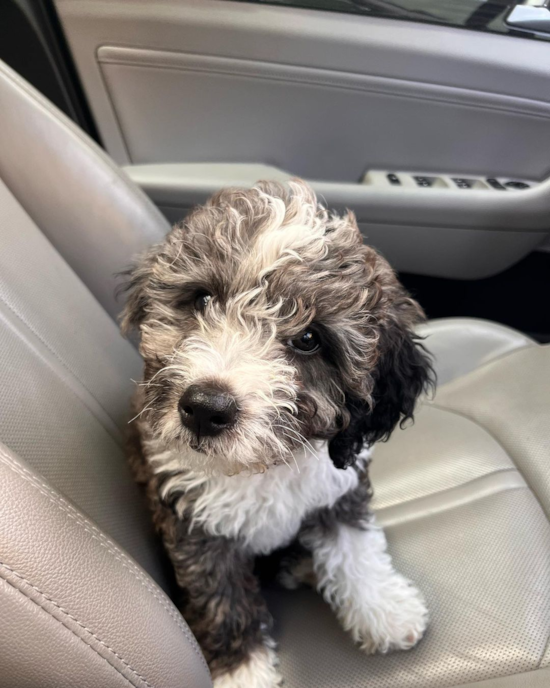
0, 59, 170, 321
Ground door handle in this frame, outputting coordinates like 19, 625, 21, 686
506, 0, 550, 33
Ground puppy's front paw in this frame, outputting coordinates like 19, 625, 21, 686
342, 573, 428, 655
212, 643, 283, 688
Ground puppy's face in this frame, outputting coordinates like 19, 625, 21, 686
122, 181, 433, 475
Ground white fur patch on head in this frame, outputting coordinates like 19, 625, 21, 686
232, 188, 328, 290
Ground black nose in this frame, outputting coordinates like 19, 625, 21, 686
178, 384, 238, 438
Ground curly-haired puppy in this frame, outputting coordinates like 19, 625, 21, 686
122, 180, 434, 687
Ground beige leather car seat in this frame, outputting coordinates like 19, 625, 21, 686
0, 59, 549, 688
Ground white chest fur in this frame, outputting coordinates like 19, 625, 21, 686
162, 443, 368, 555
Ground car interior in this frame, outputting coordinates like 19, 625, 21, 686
0, 1, 549, 687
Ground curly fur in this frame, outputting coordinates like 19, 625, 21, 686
122, 179, 434, 684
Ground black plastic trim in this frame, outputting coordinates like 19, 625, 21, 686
230, 0, 549, 42
0, 0, 101, 143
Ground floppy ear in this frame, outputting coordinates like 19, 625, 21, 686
361, 322, 435, 444
117, 245, 160, 335
328, 308, 435, 470
118, 265, 150, 335
327, 396, 369, 470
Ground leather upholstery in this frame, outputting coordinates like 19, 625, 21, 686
0, 442, 210, 688
0, 177, 161, 580
453, 666, 550, 687
268, 340, 550, 687
417, 317, 536, 385
0, 59, 170, 322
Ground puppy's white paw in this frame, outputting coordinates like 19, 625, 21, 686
212, 643, 283, 688
341, 573, 428, 655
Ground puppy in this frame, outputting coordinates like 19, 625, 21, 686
121, 180, 434, 687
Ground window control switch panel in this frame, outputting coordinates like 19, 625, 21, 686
362, 170, 533, 192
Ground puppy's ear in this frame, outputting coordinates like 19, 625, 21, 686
361, 317, 435, 445
117, 246, 159, 335
328, 396, 369, 470
328, 257, 435, 469
329, 324, 434, 469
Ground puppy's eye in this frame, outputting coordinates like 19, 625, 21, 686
288, 328, 320, 354
194, 291, 212, 312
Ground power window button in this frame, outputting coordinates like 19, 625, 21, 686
414, 176, 432, 187
387, 173, 401, 185
487, 178, 506, 190
505, 181, 530, 190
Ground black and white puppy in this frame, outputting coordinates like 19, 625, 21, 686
122, 180, 434, 687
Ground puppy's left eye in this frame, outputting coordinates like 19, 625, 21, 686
287, 328, 320, 354
194, 291, 212, 312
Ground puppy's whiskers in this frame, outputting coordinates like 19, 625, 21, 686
133, 379, 163, 389
272, 441, 294, 472
128, 402, 154, 424
273, 424, 317, 458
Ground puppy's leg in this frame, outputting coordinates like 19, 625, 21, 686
161, 514, 282, 687
301, 487, 428, 654
278, 553, 316, 590
266, 541, 316, 591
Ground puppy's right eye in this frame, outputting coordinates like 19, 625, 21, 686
287, 328, 321, 354
194, 291, 212, 312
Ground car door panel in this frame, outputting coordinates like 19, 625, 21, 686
98, 45, 550, 182
54, 0, 550, 277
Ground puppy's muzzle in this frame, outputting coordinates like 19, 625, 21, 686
178, 383, 238, 439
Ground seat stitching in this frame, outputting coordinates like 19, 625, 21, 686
428, 403, 549, 520
0, 447, 209, 672
0, 447, 206, 667
0, 562, 151, 688
0, 449, 173, 621
0, 293, 123, 447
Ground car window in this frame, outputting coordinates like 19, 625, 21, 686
232, 0, 549, 40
